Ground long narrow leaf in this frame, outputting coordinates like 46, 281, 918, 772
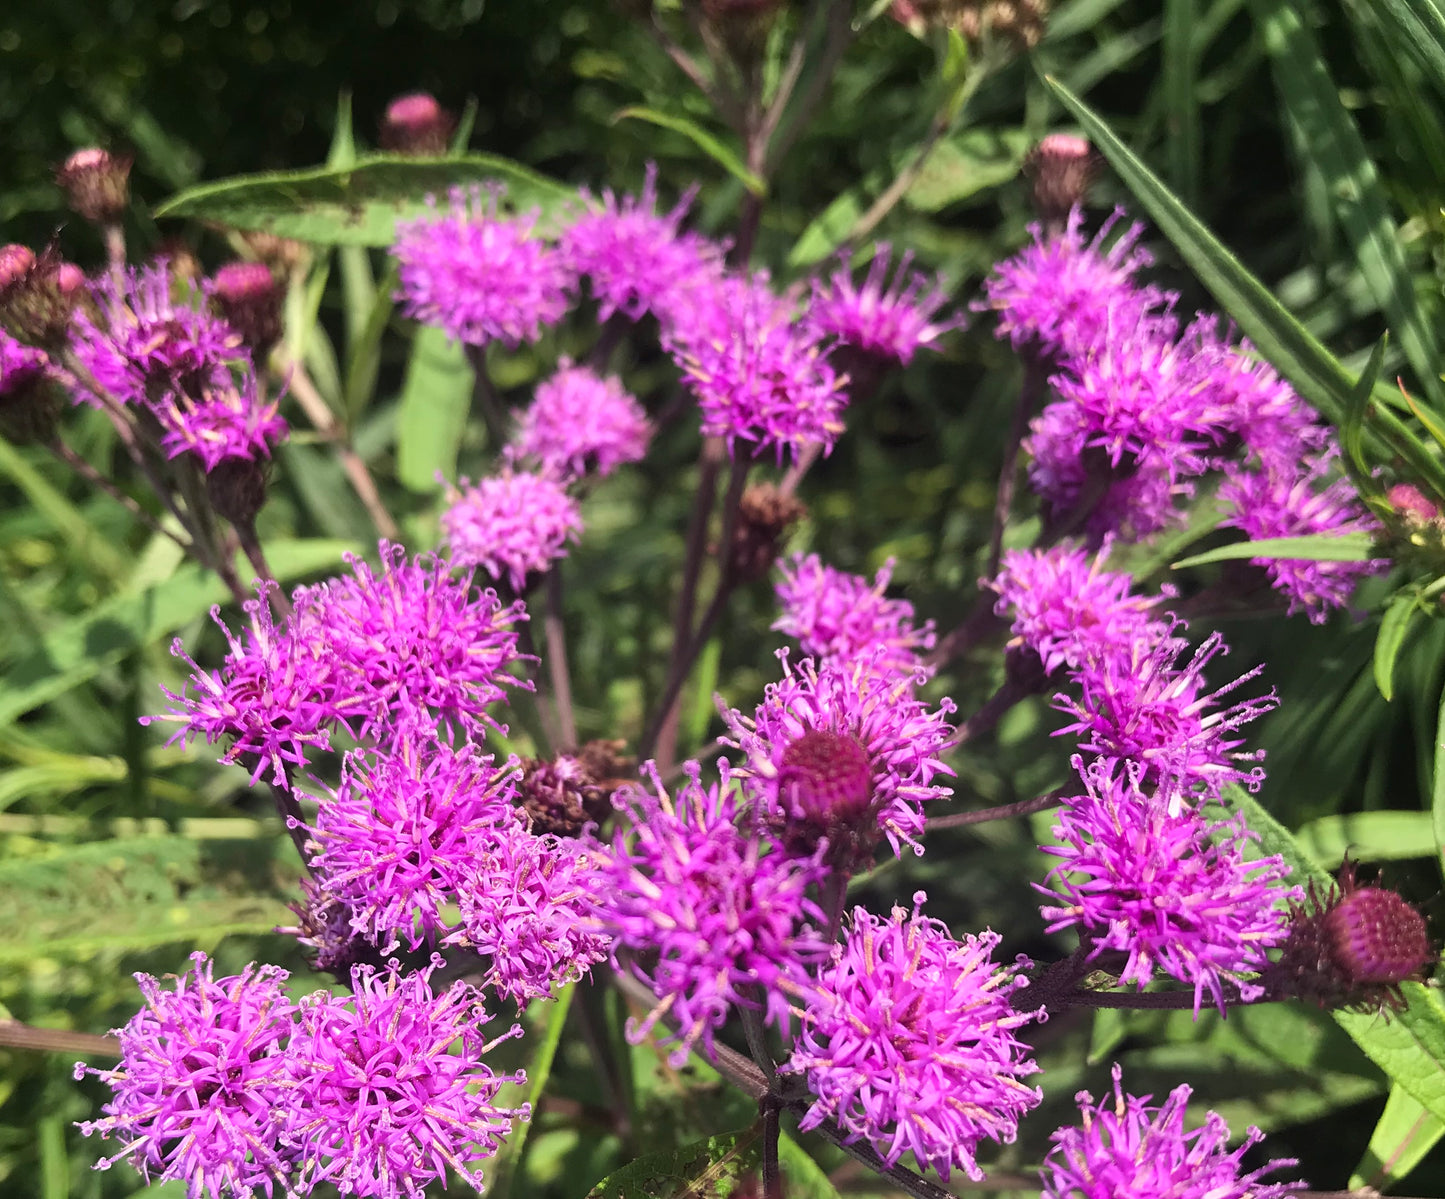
1172, 532, 1377, 568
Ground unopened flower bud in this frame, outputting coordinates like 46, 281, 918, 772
954, 0, 1049, 49
54, 262, 86, 298
205, 455, 271, 527
1027, 133, 1095, 225
0, 244, 76, 349
0, 337, 62, 445
728, 482, 807, 584
56, 147, 132, 224
212, 261, 283, 357
277, 875, 367, 977
518, 739, 632, 836
379, 92, 456, 157
240, 230, 308, 278
1387, 482, 1439, 525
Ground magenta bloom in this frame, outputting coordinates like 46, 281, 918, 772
69, 263, 246, 409
987, 543, 1168, 676
561, 164, 725, 322
513, 360, 651, 479
305, 730, 519, 952
450, 825, 612, 1004
807, 245, 961, 364
75, 953, 297, 1199
0, 328, 50, 390
1054, 628, 1276, 812
440, 468, 583, 592
1218, 451, 1385, 622
1039, 759, 1296, 1012
978, 206, 1174, 362
666, 271, 847, 463
394, 185, 573, 348
283, 960, 527, 1198
1041, 1065, 1304, 1199
773, 553, 936, 678
720, 651, 956, 865
154, 372, 287, 470
587, 761, 830, 1066
786, 895, 1042, 1182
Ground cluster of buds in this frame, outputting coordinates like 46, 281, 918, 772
891, 0, 1049, 49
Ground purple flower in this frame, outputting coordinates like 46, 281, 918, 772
69, 263, 246, 409
586, 760, 830, 1066
1041, 1064, 1304, 1199
1218, 450, 1385, 622
304, 729, 519, 953
1038, 758, 1296, 1013
560, 164, 725, 322
720, 651, 956, 868
1054, 627, 1276, 811
283, 959, 527, 1198
0, 328, 50, 390
75, 953, 297, 1199
154, 371, 287, 470
806, 245, 961, 364
440, 468, 583, 592
977, 206, 1174, 363
786, 894, 1042, 1183
666, 271, 847, 464
512, 360, 651, 479
393, 185, 573, 348
449, 825, 612, 1004
986, 543, 1169, 676
773, 553, 936, 678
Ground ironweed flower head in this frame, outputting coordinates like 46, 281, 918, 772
1041, 1065, 1304, 1199
75, 953, 298, 1199
304, 728, 519, 953
806, 245, 961, 365
987, 543, 1169, 676
719, 650, 955, 870
393, 185, 573, 349
786, 894, 1042, 1183
666, 270, 847, 464
1039, 759, 1296, 1014
154, 371, 287, 473
440, 467, 583, 593
1218, 451, 1385, 622
587, 760, 830, 1066
449, 824, 612, 1004
561, 164, 725, 323
513, 360, 651, 480
283, 959, 528, 1199
1054, 627, 1276, 812
977, 206, 1174, 363
773, 553, 936, 679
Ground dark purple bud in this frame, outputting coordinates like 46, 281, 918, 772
212, 261, 283, 357
1324, 885, 1433, 986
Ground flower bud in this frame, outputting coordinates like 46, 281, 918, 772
278, 875, 367, 977
379, 92, 456, 157
0, 244, 76, 350
1387, 482, 1439, 525
1027, 133, 1095, 226
0, 338, 62, 445
205, 455, 271, 527
240, 230, 308, 278
212, 261, 283, 358
55, 147, 132, 224
518, 739, 632, 836
953, 0, 1050, 49
774, 728, 882, 871
728, 482, 807, 584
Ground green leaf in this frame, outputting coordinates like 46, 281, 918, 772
395, 327, 475, 493
1294, 810, 1441, 866
1172, 532, 1377, 568
776, 1133, 842, 1199
903, 128, 1031, 213
612, 108, 765, 197
1371, 0, 1445, 107
0, 539, 354, 729
585, 1125, 761, 1199
1350, 1082, 1445, 1191
0, 438, 128, 583
489, 984, 576, 1199
154, 154, 576, 246
788, 187, 866, 267
1163, 0, 1201, 205
327, 89, 357, 169
1375, 589, 1422, 701
1343, 334, 1388, 490
1249, 0, 1442, 406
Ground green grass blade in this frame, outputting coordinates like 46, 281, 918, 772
1163, 0, 1201, 206
489, 984, 576, 1199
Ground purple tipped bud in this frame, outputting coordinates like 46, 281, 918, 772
212, 261, 283, 357
379, 91, 456, 156
518, 740, 631, 836
1027, 133, 1095, 225
54, 262, 86, 297
1387, 482, 1439, 525
0, 245, 76, 349
1324, 886, 1433, 986
56, 147, 132, 224
0, 334, 61, 444
0, 244, 36, 292
205, 456, 271, 528
781, 730, 874, 826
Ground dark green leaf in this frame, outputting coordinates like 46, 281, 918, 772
612, 108, 765, 196
1372, 0, 1445, 100
155, 154, 576, 246
585, 1125, 761, 1199
777, 1134, 842, 1199
1172, 533, 1377, 568
904, 128, 1030, 212
788, 187, 866, 267
1343, 334, 1388, 490
1375, 590, 1421, 701
395, 326, 475, 493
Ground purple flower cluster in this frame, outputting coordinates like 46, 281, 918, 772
1039, 759, 1295, 1012
441, 467, 583, 592
513, 360, 651, 479
807, 245, 960, 365
773, 552, 936, 678
76, 953, 528, 1199
1041, 1065, 1304, 1199
586, 761, 830, 1065
787, 895, 1042, 1182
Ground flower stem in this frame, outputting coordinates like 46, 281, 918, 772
986, 353, 1047, 579
925, 789, 1063, 832
0, 1020, 119, 1058
544, 566, 578, 749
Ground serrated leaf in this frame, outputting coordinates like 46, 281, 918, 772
585, 1125, 761, 1199
903, 128, 1030, 213
395, 327, 475, 492
1172, 532, 1377, 568
612, 108, 765, 196
155, 154, 576, 246
1350, 1081, 1445, 1190
1295, 810, 1441, 866
1375, 590, 1422, 701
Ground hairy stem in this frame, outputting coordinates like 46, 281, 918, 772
925, 789, 1063, 832
0, 1021, 120, 1059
